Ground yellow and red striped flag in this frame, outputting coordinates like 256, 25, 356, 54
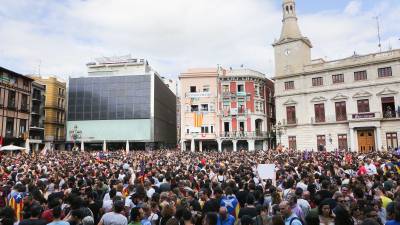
194, 112, 203, 127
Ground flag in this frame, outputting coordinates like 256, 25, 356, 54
0, 136, 3, 147
8, 192, 25, 221
220, 195, 240, 219
194, 112, 203, 127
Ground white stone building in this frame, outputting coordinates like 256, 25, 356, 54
273, 0, 400, 152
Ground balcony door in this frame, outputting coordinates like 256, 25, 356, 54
381, 97, 395, 118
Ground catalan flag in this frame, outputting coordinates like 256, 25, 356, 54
194, 112, 203, 127
8, 192, 25, 221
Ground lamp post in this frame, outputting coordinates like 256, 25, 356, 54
69, 125, 82, 151
272, 121, 284, 145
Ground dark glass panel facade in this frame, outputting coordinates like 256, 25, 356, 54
68, 75, 151, 121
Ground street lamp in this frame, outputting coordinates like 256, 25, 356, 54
272, 121, 285, 145
69, 125, 82, 151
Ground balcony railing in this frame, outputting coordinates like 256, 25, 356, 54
282, 118, 298, 126
219, 131, 268, 139
186, 92, 211, 98
311, 116, 348, 124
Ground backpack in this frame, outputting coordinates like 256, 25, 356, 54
289, 217, 304, 225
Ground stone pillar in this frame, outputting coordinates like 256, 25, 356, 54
248, 140, 255, 152
232, 140, 238, 152
263, 140, 268, 151
81, 140, 85, 152
191, 138, 195, 152
376, 127, 382, 151
103, 140, 107, 152
350, 128, 356, 152
217, 139, 222, 152
181, 140, 186, 152
199, 141, 203, 152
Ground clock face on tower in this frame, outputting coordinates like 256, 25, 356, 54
284, 48, 291, 56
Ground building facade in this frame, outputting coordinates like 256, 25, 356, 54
67, 57, 176, 150
0, 67, 33, 146
33, 76, 67, 150
180, 68, 274, 152
29, 81, 46, 151
273, 0, 400, 152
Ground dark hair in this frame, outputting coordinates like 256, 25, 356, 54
305, 213, 320, 225
113, 200, 125, 213
333, 205, 353, 225
30, 204, 43, 218
246, 194, 255, 205
130, 208, 141, 222
52, 206, 62, 219
360, 219, 380, 225
205, 212, 218, 225
241, 215, 255, 225
318, 199, 332, 215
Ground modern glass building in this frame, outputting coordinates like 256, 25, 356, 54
66, 58, 176, 150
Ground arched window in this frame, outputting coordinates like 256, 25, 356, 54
286, 6, 289, 13
290, 5, 293, 12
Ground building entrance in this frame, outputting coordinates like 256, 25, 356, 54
357, 129, 375, 153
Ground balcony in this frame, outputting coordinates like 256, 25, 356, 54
219, 131, 268, 139
311, 116, 348, 124
282, 118, 298, 126
185, 92, 211, 98
236, 91, 247, 96
222, 92, 233, 98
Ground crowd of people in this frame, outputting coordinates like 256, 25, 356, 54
0, 149, 399, 225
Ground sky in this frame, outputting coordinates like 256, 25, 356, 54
0, 0, 399, 79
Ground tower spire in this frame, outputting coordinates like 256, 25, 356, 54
280, 0, 302, 41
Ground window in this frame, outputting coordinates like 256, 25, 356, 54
19, 119, 27, 135
255, 85, 259, 96
354, 70, 367, 81
58, 98, 61, 107
191, 105, 199, 112
9, 76, 16, 84
288, 136, 297, 150
338, 134, 348, 150
21, 94, 28, 111
378, 67, 392, 77
222, 85, 229, 93
317, 135, 326, 151
201, 126, 209, 133
56, 128, 60, 139
314, 103, 325, 123
223, 101, 230, 111
238, 100, 245, 113
382, 97, 395, 118
284, 81, 294, 90
312, 77, 323, 86
286, 106, 296, 124
357, 99, 370, 113
335, 101, 347, 121
61, 99, 64, 109
386, 132, 398, 149
202, 85, 210, 92
23, 80, 29, 88
210, 125, 214, 133
332, 74, 344, 84
201, 104, 208, 111
237, 84, 244, 92
186, 128, 190, 134
7, 90, 16, 108
57, 112, 60, 122
6, 118, 14, 137
190, 86, 196, 93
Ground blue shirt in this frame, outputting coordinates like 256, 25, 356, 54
386, 220, 400, 225
217, 215, 235, 225
285, 214, 302, 225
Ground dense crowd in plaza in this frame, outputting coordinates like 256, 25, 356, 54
0, 149, 399, 225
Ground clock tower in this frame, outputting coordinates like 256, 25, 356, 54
273, 0, 312, 77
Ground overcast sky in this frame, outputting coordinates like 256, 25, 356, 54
0, 0, 399, 79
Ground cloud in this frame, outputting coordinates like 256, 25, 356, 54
0, 0, 399, 80
344, 0, 362, 15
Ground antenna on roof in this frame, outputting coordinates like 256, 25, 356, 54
373, 16, 382, 52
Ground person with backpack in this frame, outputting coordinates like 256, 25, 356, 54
278, 201, 303, 225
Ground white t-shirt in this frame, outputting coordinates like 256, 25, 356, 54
100, 212, 127, 225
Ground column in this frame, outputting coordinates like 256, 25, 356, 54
263, 140, 268, 151
81, 140, 85, 152
248, 140, 255, 152
199, 141, 203, 152
232, 140, 238, 152
376, 127, 382, 151
35, 143, 39, 152
191, 138, 195, 152
349, 128, 356, 152
103, 140, 107, 152
180, 140, 186, 152
126, 140, 129, 154
217, 139, 222, 152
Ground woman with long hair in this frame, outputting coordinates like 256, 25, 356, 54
334, 205, 354, 225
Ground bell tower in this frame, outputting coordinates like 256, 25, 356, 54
273, 0, 312, 77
